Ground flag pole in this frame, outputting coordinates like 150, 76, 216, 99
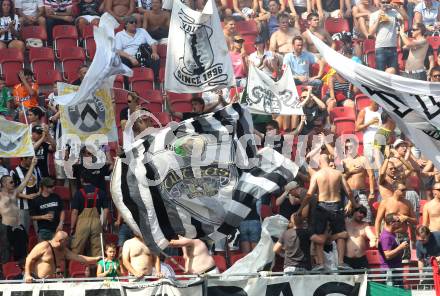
100, 233, 106, 273
159, 250, 186, 273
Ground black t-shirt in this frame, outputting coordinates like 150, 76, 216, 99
29, 193, 63, 231
73, 162, 111, 190
323, 0, 339, 12
300, 104, 326, 135
35, 142, 50, 177
79, 0, 100, 16
72, 78, 82, 86
71, 184, 109, 215
279, 198, 300, 220
182, 112, 200, 120
416, 231, 440, 260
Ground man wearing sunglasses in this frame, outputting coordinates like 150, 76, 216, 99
368, 0, 407, 71
29, 177, 65, 241
429, 65, 440, 82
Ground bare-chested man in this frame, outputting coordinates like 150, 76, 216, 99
105, 0, 136, 23
122, 236, 161, 279
378, 157, 400, 200
423, 183, 440, 231
223, 16, 237, 50
375, 183, 416, 260
301, 12, 332, 54
0, 157, 37, 264
344, 206, 376, 270
142, 0, 170, 40
168, 236, 219, 274
232, 0, 258, 20
24, 231, 99, 282
342, 139, 375, 223
269, 12, 301, 55
297, 154, 358, 271
352, 0, 377, 39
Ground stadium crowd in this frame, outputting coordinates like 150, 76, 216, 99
1, 0, 440, 286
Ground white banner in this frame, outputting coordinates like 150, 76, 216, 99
246, 64, 303, 115
164, 0, 235, 93
58, 83, 118, 143
309, 31, 440, 170
0, 117, 34, 158
0, 275, 367, 296
54, 13, 132, 106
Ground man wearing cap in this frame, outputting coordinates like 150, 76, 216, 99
276, 181, 307, 220
249, 36, 280, 77
229, 35, 249, 88
344, 206, 376, 270
29, 177, 65, 241
423, 183, 440, 231
32, 124, 56, 178
115, 15, 160, 84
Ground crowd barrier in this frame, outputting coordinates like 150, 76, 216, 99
0, 268, 435, 296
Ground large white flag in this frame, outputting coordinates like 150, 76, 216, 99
0, 117, 34, 157
164, 0, 235, 93
309, 31, 440, 169
246, 64, 303, 115
54, 13, 132, 106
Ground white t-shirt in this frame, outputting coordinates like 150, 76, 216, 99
115, 28, 157, 57
414, 1, 440, 26
0, 14, 19, 41
15, 0, 44, 17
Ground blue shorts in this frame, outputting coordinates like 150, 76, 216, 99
239, 220, 261, 243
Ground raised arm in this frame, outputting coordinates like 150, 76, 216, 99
16, 157, 37, 194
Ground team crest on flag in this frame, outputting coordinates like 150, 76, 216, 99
165, 0, 234, 93
58, 83, 118, 142
0, 117, 34, 158
246, 64, 303, 115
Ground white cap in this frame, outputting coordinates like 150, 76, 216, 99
392, 139, 407, 149
285, 181, 299, 191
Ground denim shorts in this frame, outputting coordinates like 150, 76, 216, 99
239, 220, 262, 243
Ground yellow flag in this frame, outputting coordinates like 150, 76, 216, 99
58, 83, 118, 142
0, 117, 34, 157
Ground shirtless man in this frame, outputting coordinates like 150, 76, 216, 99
24, 231, 99, 282
0, 157, 37, 264
423, 183, 440, 231
342, 139, 375, 223
223, 16, 237, 50
168, 236, 218, 274
122, 236, 161, 278
232, 0, 259, 20
297, 154, 358, 271
352, 0, 377, 39
269, 13, 301, 55
142, 0, 170, 40
378, 157, 400, 200
105, 0, 136, 23
344, 206, 376, 270
375, 183, 417, 260
301, 12, 332, 54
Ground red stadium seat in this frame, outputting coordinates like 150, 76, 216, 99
324, 18, 350, 35
21, 25, 48, 42
35, 69, 63, 86
29, 47, 55, 62
419, 199, 427, 215
157, 44, 167, 59
0, 47, 24, 63
235, 20, 258, 35
366, 249, 381, 269
334, 118, 355, 135
213, 255, 227, 272
114, 88, 129, 104
59, 47, 86, 61
355, 94, 372, 112
81, 24, 94, 39
155, 112, 171, 126
138, 89, 163, 112
104, 233, 118, 245
330, 106, 356, 121
170, 100, 192, 113
243, 43, 256, 55
2, 262, 22, 279
230, 253, 246, 265
53, 25, 79, 57
62, 60, 85, 81
32, 60, 56, 74
69, 260, 87, 277
85, 38, 96, 60
130, 67, 154, 90
242, 34, 256, 44
167, 92, 193, 103
362, 38, 375, 54
365, 52, 376, 68
427, 36, 440, 51
4, 68, 21, 86
114, 75, 124, 89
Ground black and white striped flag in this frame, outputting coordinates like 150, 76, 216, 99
111, 103, 298, 253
